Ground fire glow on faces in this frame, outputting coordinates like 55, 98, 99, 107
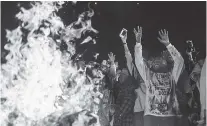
1, 1, 103, 126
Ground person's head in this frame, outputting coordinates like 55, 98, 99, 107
186, 40, 194, 48
148, 56, 173, 73
101, 60, 107, 66
149, 57, 168, 72
86, 66, 102, 79
146, 49, 173, 73
92, 68, 101, 78
118, 68, 129, 84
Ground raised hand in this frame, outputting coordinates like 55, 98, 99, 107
108, 52, 116, 63
119, 28, 128, 43
134, 26, 142, 43
157, 29, 170, 46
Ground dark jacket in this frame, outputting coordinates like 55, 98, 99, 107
113, 69, 136, 126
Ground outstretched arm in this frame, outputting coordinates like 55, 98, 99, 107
157, 29, 184, 83
119, 28, 135, 76
107, 52, 117, 82
134, 26, 148, 83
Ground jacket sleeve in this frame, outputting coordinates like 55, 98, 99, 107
107, 62, 116, 83
166, 44, 184, 83
124, 43, 137, 77
134, 43, 148, 83
124, 43, 143, 88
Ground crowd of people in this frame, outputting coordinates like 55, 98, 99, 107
1, 2, 205, 126
76, 26, 206, 126
26, 9, 205, 126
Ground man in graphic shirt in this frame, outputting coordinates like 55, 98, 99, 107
133, 26, 184, 126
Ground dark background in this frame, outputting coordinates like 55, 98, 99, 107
1, 1, 206, 67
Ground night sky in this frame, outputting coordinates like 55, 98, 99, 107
1, 1, 206, 67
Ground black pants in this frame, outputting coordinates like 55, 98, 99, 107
133, 111, 144, 126
144, 115, 176, 126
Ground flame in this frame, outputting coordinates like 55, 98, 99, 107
1, 1, 102, 126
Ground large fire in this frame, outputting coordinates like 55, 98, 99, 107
1, 1, 103, 126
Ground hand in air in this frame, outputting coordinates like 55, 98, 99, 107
134, 26, 142, 43
157, 29, 170, 46
119, 29, 127, 43
108, 52, 116, 63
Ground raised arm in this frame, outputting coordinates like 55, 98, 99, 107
119, 28, 134, 76
107, 52, 117, 82
157, 29, 184, 83
134, 26, 148, 83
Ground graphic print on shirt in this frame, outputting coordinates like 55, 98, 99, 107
147, 71, 175, 115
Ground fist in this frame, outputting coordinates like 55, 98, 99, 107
119, 28, 128, 43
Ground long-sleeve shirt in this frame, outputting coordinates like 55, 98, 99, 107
134, 43, 184, 116
123, 43, 146, 112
